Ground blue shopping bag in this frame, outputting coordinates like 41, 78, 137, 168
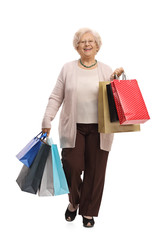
16, 131, 47, 167
48, 138, 69, 196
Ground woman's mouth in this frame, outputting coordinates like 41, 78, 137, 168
84, 48, 92, 51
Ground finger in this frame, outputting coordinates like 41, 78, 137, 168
42, 128, 48, 134
42, 128, 45, 133
114, 71, 120, 77
47, 129, 51, 137
119, 67, 124, 73
117, 68, 124, 76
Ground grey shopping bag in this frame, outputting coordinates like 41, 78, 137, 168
38, 138, 54, 196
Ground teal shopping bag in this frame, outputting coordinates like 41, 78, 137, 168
48, 139, 69, 196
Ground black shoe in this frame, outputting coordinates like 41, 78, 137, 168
65, 205, 77, 222
83, 216, 95, 228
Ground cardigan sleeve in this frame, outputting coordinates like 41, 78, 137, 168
106, 65, 113, 81
42, 66, 65, 128
99, 62, 113, 81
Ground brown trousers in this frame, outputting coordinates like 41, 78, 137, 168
61, 123, 109, 217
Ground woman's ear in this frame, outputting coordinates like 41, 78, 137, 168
96, 42, 99, 52
76, 45, 80, 52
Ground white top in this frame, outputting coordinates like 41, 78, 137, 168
76, 66, 99, 123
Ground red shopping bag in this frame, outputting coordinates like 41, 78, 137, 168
111, 78, 150, 125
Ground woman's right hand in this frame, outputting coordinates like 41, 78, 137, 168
42, 128, 51, 137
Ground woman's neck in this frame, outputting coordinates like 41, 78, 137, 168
80, 57, 96, 66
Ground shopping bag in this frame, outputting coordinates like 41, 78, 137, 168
16, 142, 51, 194
111, 77, 150, 124
16, 165, 29, 189
98, 81, 140, 133
16, 132, 47, 167
106, 83, 119, 122
51, 141, 69, 196
38, 138, 54, 196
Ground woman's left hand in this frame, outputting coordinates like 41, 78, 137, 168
110, 67, 124, 80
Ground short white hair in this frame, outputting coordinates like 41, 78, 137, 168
73, 27, 102, 51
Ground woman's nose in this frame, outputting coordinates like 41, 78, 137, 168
85, 41, 89, 46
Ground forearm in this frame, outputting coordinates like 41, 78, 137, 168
42, 71, 65, 128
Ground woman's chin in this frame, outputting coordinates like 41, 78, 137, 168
83, 52, 94, 57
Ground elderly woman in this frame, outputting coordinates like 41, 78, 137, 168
42, 28, 124, 228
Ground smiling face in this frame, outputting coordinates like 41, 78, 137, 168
77, 32, 99, 60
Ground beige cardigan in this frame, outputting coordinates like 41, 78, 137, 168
42, 60, 114, 151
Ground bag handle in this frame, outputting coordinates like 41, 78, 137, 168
35, 131, 42, 138
114, 72, 127, 80
46, 137, 54, 145
40, 132, 47, 140
35, 131, 47, 140
40, 134, 50, 145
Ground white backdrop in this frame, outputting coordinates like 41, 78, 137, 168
0, 0, 159, 239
